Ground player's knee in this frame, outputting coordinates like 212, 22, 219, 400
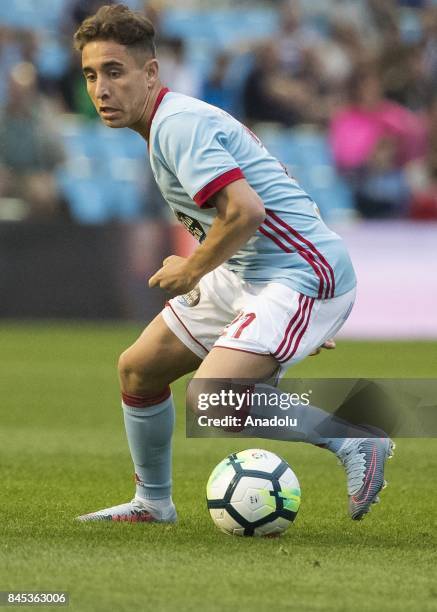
118, 348, 151, 394
186, 379, 205, 416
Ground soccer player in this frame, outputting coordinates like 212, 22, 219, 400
74, 5, 393, 523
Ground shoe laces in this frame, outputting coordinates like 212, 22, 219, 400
337, 439, 367, 495
127, 498, 152, 517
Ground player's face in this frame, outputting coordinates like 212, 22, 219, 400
82, 40, 153, 128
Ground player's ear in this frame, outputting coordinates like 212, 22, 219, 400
144, 58, 159, 85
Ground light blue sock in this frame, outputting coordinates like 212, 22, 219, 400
242, 384, 369, 455
122, 392, 175, 500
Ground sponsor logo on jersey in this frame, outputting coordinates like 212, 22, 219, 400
175, 211, 206, 243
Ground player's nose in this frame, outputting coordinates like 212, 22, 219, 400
95, 76, 110, 101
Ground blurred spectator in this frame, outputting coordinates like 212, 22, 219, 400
274, 0, 321, 77
314, 20, 365, 91
376, 23, 429, 109
158, 36, 201, 98
384, 40, 431, 111
0, 27, 20, 106
406, 94, 437, 219
242, 1, 335, 128
242, 42, 324, 128
54, 49, 98, 119
367, 0, 399, 40
0, 27, 37, 106
142, 0, 164, 37
202, 52, 235, 114
0, 63, 68, 221
68, 0, 115, 31
422, 6, 437, 88
330, 61, 426, 217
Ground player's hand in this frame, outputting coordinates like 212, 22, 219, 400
309, 338, 336, 356
148, 255, 200, 295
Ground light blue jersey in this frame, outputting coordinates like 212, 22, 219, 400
148, 89, 356, 299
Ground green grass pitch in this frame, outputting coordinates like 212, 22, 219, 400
1, 323, 436, 611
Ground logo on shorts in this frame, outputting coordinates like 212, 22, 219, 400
177, 287, 201, 307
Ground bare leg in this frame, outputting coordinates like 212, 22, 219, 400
193, 347, 278, 380
118, 312, 202, 395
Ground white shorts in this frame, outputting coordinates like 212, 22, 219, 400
162, 266, 356, 375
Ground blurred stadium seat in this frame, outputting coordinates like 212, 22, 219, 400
35, 35, 71, 79
0, 0, 66, 31
56, 174, 112, 224
161, 8, 278, 79
57, 119, 148, 223
256, 125, 354, 221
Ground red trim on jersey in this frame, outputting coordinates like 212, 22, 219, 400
147, 87, 170, 136
193, 168, 244, 207
266, 210, 335, 298
259, 225, 293, 253
262, 217, 325, 299
266, 211, 332, 298
279, 297, 315, 363
166, 302, 209, 354
122, 387, 171, 408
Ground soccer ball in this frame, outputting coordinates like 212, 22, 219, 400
206, 448, 301, 537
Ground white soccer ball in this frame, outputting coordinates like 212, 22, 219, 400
206, 448, 301, 537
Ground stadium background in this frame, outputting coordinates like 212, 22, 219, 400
1, 0, 436, 338
1, 2, 436, 611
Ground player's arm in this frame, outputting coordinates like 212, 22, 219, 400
149, 179, 265, 295
187, 179, 265, 277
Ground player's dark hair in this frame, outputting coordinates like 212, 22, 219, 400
73, 4, 156, 58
